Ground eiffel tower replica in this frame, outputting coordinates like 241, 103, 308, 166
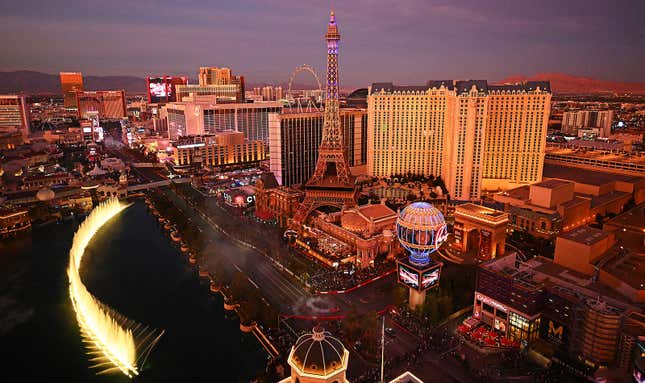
291, 11, 357, 226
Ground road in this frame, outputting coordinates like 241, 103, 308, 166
162, 186, 320, 313
114, 142, 477, 382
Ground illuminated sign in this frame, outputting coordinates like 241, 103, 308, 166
397, 260, 443, 292
176, 143, 205, 149
548, 321, 563, 339
479, 229, 492, 259
147, 76, 187, 103
453, 222, 464, 250
435, 223, 448, 247
540, 318, 568, 345
421, 268, 440, 289
475, 293, 507, 313
83, 127, 93, 133
398, 264, 419, 289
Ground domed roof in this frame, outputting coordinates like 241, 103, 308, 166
36, 187, 55, 201
290, 327, 347, 377
397, 202, 445, 230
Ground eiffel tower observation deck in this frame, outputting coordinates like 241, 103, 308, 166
291, 11, 358, 226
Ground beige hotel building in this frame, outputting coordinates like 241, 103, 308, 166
367, 80, 551, 200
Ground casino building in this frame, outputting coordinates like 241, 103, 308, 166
308, 201, 398, 268
171, 131, 265, 170
367, 80, 551, 200
473, 252, 645, 374
160, 95, 282, 143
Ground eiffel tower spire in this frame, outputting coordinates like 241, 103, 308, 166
290, 10, 357, 226
308, 9, 352, 184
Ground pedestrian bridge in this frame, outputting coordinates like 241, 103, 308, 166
126, 178, 191, 192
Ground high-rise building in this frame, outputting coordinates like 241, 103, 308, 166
175, 84, 242, 103
268, 108, 367, 186
59, 72, 83, 109
561, 110, 614, 137
0, 95, 30, 142
161, 96, 282, 141
172, 131, 265, 169
196, 67, 245, 102
198, 67, 231, 85
76, 90, 127, 119
261, 86, 284, 101
367, 81, 551, 200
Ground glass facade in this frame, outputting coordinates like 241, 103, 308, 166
271, 110, 367, 186
202, 106, 282, 144
508, 311, 540, 341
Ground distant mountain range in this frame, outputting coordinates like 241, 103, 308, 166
1, 70, 644, 95
0, 70, 323, 95
497, 73, 645, 94
0, 70, 147, 94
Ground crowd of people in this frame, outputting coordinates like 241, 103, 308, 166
307, 260, 395, 292
390, 305, 435, 339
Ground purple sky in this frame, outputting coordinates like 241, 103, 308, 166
1, 0, 644, 87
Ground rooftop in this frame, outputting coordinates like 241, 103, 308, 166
600, 249, 645, 291
589, 190, 630, 208
496, 185, 530, 201
558, 226, 609, 246
289, 327, 347, 377
545, 146, 645, 167
525, 256, 638, 311
358, 203, 396, 221
0, 206, 29, 219
455, 203, 508, 223
605, 203, 645, 233
371, 80, 551, 94
532, 179, 572, 190
543, 163, 645, 186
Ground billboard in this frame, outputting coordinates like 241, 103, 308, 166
453, 222, 464, 251
421, 267, 441, 289
479, 229, 492, 259
147, 76, 188, 103
398, 264, 419, 289
397, 261, 443, 292
540, 317, 568, 346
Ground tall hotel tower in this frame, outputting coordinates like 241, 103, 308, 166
368, 81, 551, 200
60, 72, 83, 109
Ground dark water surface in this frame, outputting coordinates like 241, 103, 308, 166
0, 201, 266, 382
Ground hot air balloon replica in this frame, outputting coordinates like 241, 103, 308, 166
396, 202, 447, 308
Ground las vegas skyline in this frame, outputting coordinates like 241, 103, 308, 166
1, 0, 644, 87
